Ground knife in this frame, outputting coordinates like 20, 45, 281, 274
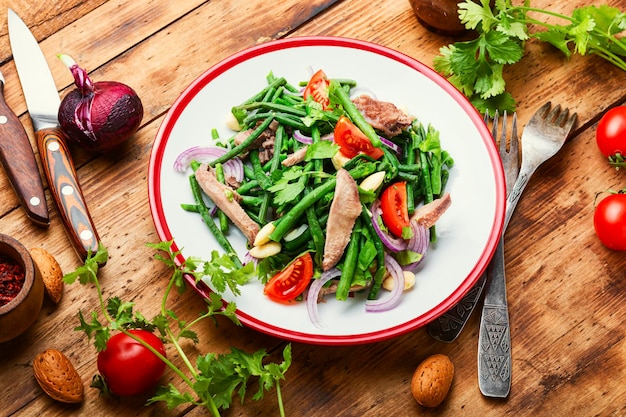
8, 9, 102, 262
0, 69, 49, 227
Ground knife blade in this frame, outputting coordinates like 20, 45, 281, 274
0, 69, 49, 226
8, 9, 102, 262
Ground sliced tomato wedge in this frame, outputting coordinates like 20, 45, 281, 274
303, 69, 330, 109
380, 181, 410, 237
334, 116, 384, 160
264, 252, 314, 304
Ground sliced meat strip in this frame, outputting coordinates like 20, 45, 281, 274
352, 95, 414, 137
282, 146, 308, 167
410, 192, 452, 228
322, 169, 362, 271
195, 163, 260, 243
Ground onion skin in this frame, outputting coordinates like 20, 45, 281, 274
58, 55, 143, 152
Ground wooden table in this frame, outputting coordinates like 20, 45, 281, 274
1, 0, 626, 415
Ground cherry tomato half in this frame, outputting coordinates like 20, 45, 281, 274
264, 252, 313, 304
303, 69, 330, 109
380, 181, 410, 237
97, 329, 166, 396
596, 106, 626, 159
334, 116, 384, 160
593, 192, 626, 251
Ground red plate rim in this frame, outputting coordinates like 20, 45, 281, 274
148, 36, 505, 346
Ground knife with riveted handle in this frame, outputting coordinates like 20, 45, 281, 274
0, 70, 49, 227
8, 9, 103, 263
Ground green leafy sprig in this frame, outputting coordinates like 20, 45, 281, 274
434, 0, 626, 114
63, 241, 291, 417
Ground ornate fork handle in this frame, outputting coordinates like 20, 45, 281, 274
476, 155, 540, 398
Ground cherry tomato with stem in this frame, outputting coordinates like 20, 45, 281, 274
593, 191, 626, 251
303, 69, 330, 109
97, 329, 167, 396
334, 116, 384, 160
265, 252, 313, 304
596, 106, 626, 169
380, 181, 410, 237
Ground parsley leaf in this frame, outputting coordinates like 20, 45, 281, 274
268, 166, 307, 206
63, 241, 291, 415
435, 0, 626, 114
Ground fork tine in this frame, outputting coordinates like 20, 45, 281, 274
536, 101, 552, 119
546, 103, 563, 123
554, 107, 570, 126
510, 112, 519, 156
499, 111, 508, 155
491, 111, 499, 143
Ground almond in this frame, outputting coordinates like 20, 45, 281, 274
411, 353, 454, 407
30, 247, 64, 303
33, 349, 84, 403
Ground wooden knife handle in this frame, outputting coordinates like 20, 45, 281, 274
0, 80, 49, 226
36, 126, 102, 262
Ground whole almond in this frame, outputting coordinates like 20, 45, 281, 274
33, 349, 84, 403
30, 247, 64, 303
411, 353, 454, 407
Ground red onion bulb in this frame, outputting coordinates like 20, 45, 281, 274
57, 54, 143, 152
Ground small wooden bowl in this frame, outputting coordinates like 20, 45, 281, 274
0, 234, 43, 343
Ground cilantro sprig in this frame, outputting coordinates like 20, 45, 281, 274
63, 241, 291, 416
434, 0, 626, 113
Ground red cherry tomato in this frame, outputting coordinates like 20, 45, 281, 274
596, 106, 626, 160
97, 329, 166, 396
380, 181, 410, 237
593, 192, 626, 251
303, 69, 330, 109
334, 116, 384, 160
264, 252, 313, 304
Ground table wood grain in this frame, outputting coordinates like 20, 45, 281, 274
1, 0, 626, 416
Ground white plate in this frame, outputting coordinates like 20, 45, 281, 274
148, 36, 505, 345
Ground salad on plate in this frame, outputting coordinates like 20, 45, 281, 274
173, 69, 454, 328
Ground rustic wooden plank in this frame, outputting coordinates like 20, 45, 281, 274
2, 0, 626, 416
0, 0, 342, 415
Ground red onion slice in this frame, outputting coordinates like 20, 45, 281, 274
306, 268, 342, 328
173, 146, 244, 183
403, 220, 430, 272
379, 136, 401, 155
293, 130, 313, 145
365, 254, 404, 312
370, 200, 408, 252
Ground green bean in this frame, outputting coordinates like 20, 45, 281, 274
419, 151, 434, 205
396, 172, 420, 183
243, 111, 274, 127
249, 150, 272, 190
419, 150, 437, 242
189, 174, 242, 267
306, 203, 325, 266
240, 195, 264, 207
360, 205, 387, 300
368, 267, 386, 300
311, 125, 323, 184
180, 203, 199, 212
272, 125, 285, 171
240, 101, 307, 117
329, 79, 381, 147
236, 179, 259, 195
273, 113, 308, 131
336, 220, 361, 301
398, 163, 421, 173
214, 163, 230, 233
209, 115, 274, 167
241, 77, 287, 105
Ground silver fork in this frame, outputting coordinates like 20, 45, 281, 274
427, 111, 518, 342
478, 102, 577, 398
